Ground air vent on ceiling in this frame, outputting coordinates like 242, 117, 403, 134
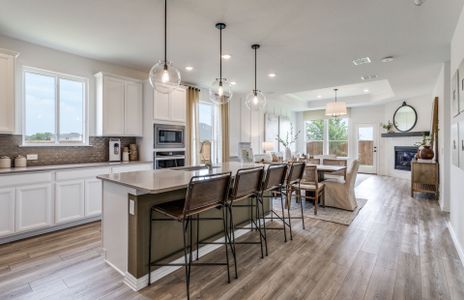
352, 57, 371, 66
361, 74, 378, 81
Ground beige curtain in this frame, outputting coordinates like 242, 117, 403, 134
221, 102, 230, 162
186, 87, 200, 165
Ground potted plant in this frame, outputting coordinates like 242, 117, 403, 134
276, 124, 301, 161
414, 134, 434, 160
381, 121, 394, 133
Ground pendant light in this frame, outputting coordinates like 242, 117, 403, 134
245, 44, 266, 111
325, 88, 347, 117
209, 23, 232, 105
148, 0, 181, 94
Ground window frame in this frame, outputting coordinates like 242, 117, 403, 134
22, 66, 89, 147
198, 100, 221, 164
305, 118, 350, 157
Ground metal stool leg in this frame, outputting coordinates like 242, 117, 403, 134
285, 187, 293, 240
255, 197, 264, 259
182, 219, 190, 300
228, 205, 238, 279
279, 188, 288, 242
222, 207, 231, 283
148, 209, 153, 286
196, 214, 200, 260
257, 194, 268, 256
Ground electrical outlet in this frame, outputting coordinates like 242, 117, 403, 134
26, 154, 38, 160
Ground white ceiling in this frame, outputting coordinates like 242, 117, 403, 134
0, 0, 463, 109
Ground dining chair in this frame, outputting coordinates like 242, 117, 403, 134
324, 160, 360, 211
322, 158, 347, 181
299, 165, 325, 215
307, 158, 320, 165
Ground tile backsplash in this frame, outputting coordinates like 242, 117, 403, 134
0, 135, 137, 166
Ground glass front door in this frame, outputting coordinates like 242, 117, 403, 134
356, 124, 378, 174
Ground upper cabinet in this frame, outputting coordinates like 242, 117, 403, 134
153, 87, 186, 124
95, 72, 143, 136
0, 49, 19, 134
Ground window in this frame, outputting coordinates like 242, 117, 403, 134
23, 68, 87, 145
198, 101, 220, 163
305, 118, 349, 157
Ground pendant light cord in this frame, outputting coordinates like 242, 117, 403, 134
164, 0, 167, 67
219, 27, 222, 84
334, 88, 338, 103
254, 47, 257, 94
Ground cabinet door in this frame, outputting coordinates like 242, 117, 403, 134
85, 178, 102, 217
460, 121, 464, 170
16, 184, 52, 232
124, 81, 143, 136
55, 180, 85, 223
103, 76, 125, 135
459, 61, 464, 113
153, 90, 170, 121
452, 123, 459, 167
0, 52, 15, 133
170, 88, 187, 123
452, 71, 459, 117
0, 188, 15, 236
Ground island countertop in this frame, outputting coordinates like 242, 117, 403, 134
97, 161, 262, 194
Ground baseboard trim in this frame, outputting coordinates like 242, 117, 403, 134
447, 221, 464, 267
122, 213, 272, 291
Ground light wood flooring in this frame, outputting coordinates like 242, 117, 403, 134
0, 175, 463, 299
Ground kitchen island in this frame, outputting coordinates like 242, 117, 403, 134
97, 162, 270, 291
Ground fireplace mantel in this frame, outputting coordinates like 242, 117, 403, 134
381, 131, 430, 138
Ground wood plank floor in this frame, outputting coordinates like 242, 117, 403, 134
1, 175, 463, 299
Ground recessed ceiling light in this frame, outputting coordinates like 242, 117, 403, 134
381, 56, 395, 63
230, 81, 237, 85
413, 0, 425, 6
361, 74, 378, 81
317, 95, 322, 98
268, 73, 276, 78
185, 66, 194, 71
363, 89, 370, 93
352, 57, 371, 66
222, 54, 231, 60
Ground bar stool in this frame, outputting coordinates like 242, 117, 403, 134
227, 166, 266, 279
285, 162, 306, 229
260, 163, 292, 242
147, 172, 232, 300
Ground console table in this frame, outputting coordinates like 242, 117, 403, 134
411, 159, 439, 200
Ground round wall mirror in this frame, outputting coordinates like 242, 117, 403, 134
393, 101, 417, 132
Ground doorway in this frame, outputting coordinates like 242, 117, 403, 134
356, 123, 378, 174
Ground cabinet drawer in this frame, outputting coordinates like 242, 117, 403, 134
0, 172, 52, 188
56, 167, 111, 181
111, 163, 152, 173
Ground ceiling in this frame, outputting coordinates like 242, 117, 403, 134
0, 0, 463, 110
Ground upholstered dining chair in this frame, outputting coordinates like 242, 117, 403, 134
323, 160, 360, 211
299, 165, 325, 215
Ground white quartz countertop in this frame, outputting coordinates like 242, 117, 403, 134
97, 162, 263, 194
0, 161, 152, 175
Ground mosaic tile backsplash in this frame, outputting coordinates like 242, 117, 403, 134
0, 135, 137, 166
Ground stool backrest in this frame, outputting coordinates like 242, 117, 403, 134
287, 162, 305, 185
183, 172, 232, 216
262, 163, 288, 192
230, 166, 265, 201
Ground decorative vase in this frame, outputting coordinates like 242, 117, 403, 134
284, 147, 292, 161
418, 145, 434, 160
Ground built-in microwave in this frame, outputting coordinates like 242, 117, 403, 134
154, 124, 185, 149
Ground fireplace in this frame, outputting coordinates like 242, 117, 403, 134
394, 146, 418, 171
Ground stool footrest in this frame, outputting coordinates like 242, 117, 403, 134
151, 262, 228, 267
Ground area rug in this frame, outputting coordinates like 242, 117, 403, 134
282, 197, 368, 226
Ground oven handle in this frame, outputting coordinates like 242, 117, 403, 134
155, 156, 186, 161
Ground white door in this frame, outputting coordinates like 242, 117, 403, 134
356, 123, 378, 174
16, 184, 53, 232
103, 76, 125, 135
124, 81, 143, 136
153, 90, 170, 121
170, 88, 186, 123
55, 180, 85, 223
0, 188, 15, 236
85, 178, 102, 217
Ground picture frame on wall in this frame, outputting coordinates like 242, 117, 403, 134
452, 123, 459, 167
451, 70, 459, 117
459, 59, 464, 113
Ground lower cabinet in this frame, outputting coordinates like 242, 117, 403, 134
0, 188, 15, 236
16, 184, 53, 232
55, 180, 85, 224
85, 178, 103, 217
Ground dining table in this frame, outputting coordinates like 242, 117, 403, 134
308, 164, 347, 182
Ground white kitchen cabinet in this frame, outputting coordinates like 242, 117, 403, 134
85, 178, 102, 217
0, 49, 18, 134
55, 180, 85, 224
452, 123, 459, 167
460, 121, 464, 171
95, 72, 143, 136
16, 184, 53, 232
0, 188, 15, 237
153, 87, 186, 124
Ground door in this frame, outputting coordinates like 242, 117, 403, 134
0, 188, 15, 236
103, 76, 125, 135
85, 178, 102, 217
16, 184, 53, 232
356, 123, 378, 174
153, 90, 170, 121
124, 81, 143, 136
170, 88, 186, 123
55, 180, 85, 223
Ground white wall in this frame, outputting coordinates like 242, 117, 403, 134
0, 34, 147, 136
449, 5, 464, 264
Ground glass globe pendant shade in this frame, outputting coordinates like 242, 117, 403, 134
149, 60, 181, 94
245, 90, 266, 111
209, 78, 232, 105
